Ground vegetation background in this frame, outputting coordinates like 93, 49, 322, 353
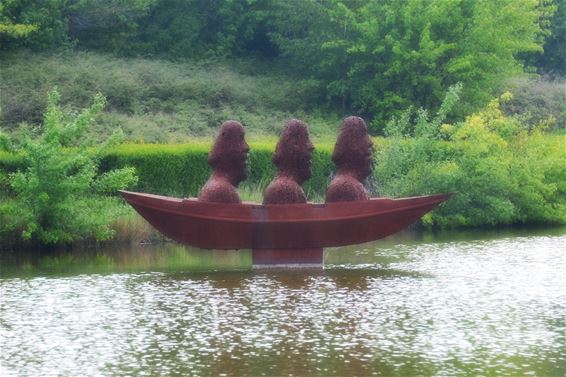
0, 0, 564, 248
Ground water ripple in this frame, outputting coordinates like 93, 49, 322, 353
1, 235, 565, 376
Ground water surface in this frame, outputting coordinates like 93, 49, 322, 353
1, 228, 565, 376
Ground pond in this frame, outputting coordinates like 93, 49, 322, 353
1, 227, 565, 376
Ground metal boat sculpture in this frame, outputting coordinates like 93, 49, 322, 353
120, 190, 451, 251
120, 118, 452, 266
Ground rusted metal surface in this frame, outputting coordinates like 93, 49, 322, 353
198, 120, 249, 203
263, 119, 314, 205
120, 190, 451, 250
259, 119, 320, 265
326, 116, 373, 202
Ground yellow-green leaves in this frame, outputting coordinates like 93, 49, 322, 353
375, 92, 566, 228
1, 90, 137, 244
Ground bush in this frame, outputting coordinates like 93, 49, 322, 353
2, 93, 564, 230
502, 76, 566, 131
374, 93, 566, 227
100, 141, 335, 198
0, 90, 137, 244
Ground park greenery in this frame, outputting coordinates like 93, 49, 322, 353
376, 88, 565, 227
0, 0, 565, 247
0, 90, 137, 246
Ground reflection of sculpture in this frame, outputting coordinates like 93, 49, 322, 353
263, 119, 314, 204
198, 120, 249, 203
326, 116, 373, 202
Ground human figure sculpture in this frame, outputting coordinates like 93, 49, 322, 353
256, 119, 321, 265
198, 120, 249, 203
263, 119, 315, 204
325, 116, 374, 202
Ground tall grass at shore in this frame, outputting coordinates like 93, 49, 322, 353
109, 209, 161, 245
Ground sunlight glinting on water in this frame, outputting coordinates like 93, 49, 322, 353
1, 234, 565, 376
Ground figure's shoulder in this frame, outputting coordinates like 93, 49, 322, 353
263, 177, 306, 204
325, 175, 369, 202
198, 178, 240, 203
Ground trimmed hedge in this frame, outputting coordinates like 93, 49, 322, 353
0, 142, 337, 198
105, 142, 336, 197
99, 143, 212, 197
104, 142, 337, 197
0, 142, 338, 198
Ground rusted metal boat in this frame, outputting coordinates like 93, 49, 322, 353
119, 190, 451, 252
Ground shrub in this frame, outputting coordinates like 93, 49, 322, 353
0, 90, 137, 244
101, 141, 336, 198
502, 76, 566, 131
2, 98, 564, 230
374, 93, 566, 227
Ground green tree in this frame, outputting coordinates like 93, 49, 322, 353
130, 0, 274, 58
535, 0, 565, 75
0, 90, 137, 244
268, 0, 552, 132
0, 0, 156, 51
66, 0, 156, 52
0, 0, 69, 49
0, 3, 38, 39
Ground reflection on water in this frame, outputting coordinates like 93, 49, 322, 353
1, 228, 565, 376
0, 245, 253, 278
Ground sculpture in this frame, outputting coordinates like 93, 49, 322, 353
326, 116, 373, 202
198, 120, 249, 203
257, 119, 321, 264
263, 119, 314, 204
120, 116, 451, 268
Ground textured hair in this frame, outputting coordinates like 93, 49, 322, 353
273, 119, 310, 168
208, 120, 246, 168
332, 116, 369, 167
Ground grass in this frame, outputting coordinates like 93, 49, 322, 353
0, 50, 343, 142
109, 208, 162, 245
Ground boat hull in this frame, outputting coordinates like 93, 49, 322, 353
119, 191, 451, 250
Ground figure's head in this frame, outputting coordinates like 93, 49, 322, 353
208, 120, 250, 185
332, 116, 373, 180
273, 119, 314, 184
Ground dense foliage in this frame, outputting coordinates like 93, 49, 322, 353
99, 142, 334, 198
1, 0, 561, 128
269, 0, 553, 129
527, 0, 566, 75
375, 92, 566, 227
2, 112, 563, 232
0, 90, 137, 244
